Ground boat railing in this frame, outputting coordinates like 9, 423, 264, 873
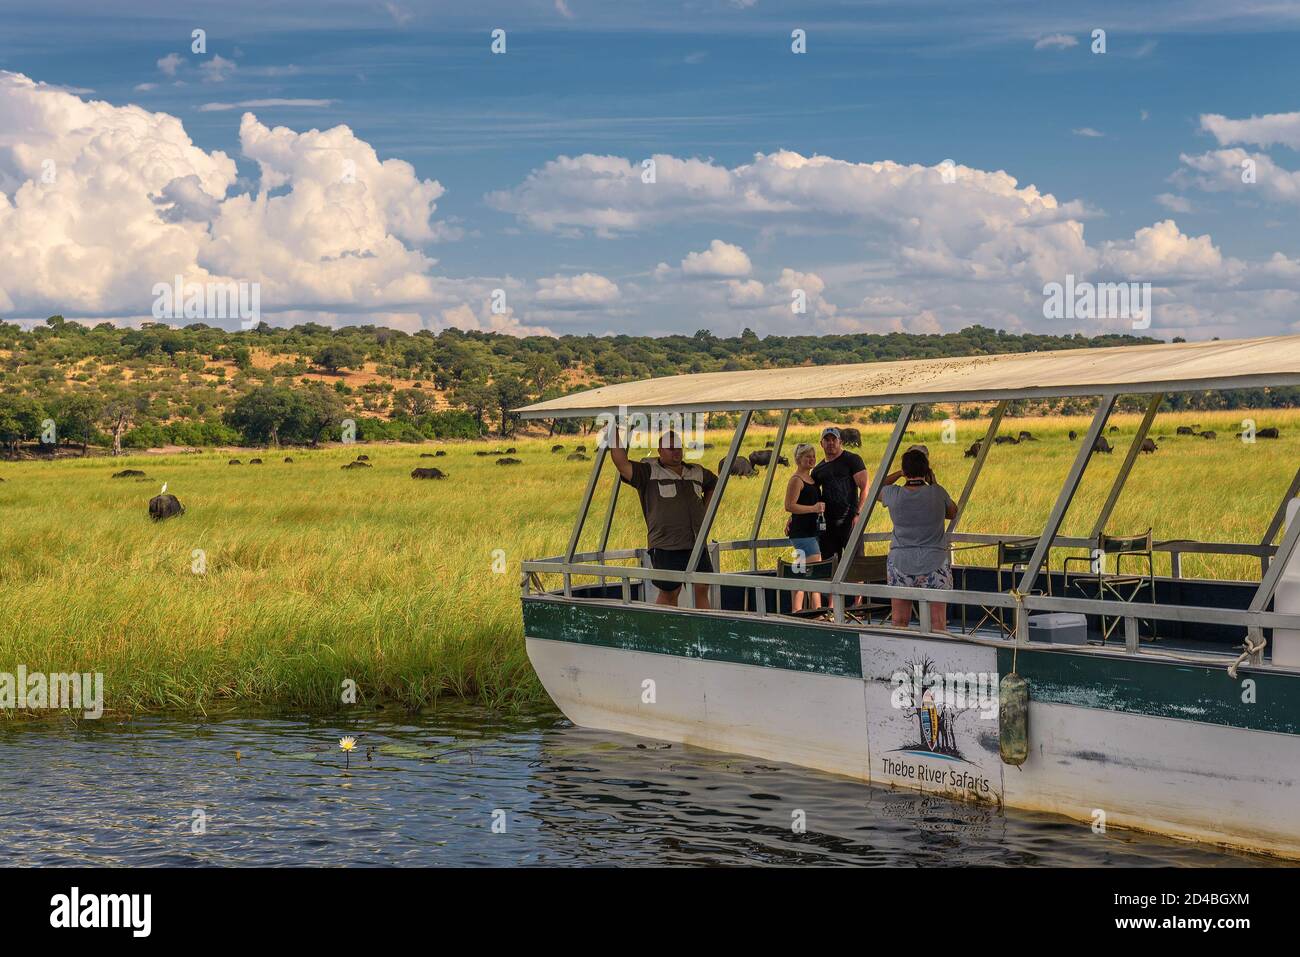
720, 532, 1281, 580
521, 546, 1300, 666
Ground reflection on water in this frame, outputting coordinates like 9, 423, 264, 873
0, 702, 1281, 867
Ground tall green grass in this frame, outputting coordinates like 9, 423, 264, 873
0, 407, 1294, 718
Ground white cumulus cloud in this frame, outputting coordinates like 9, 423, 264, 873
198, 55, 238, 83
1098, 219, 1223, 280
0, 71, 476, 326
681, 239, 752, 278
156, 53, 183, 77
535, 272, 621, 307
1175, 148, 1300, 203
724, 278, 766, 307
1201, 111, 1300, 151
1155, 193, 1193, 213
488, 150, 1091, 287
490, 146, 1285, 338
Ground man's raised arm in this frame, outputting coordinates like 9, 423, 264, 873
603, 424, 634, 481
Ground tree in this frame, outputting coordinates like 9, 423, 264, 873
98, 389, 138, 456
314, 343, 363, 374
290, 381, 347, 446
393, 388, 436, 419
226, 384, 298, 446
494, 376, 527, 436
0, 405, 21, 459
450, 376, 495, 432
526, 355, 562, 395
52, 394, 101, 455
0, 395, 46, 457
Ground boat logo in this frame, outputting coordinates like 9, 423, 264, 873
889, 655, 998, 762
920, 690, 941, 751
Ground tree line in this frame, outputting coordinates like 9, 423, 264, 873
1, 317, 1294, 454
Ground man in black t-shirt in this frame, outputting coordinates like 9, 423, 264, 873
811, 427, 869, 561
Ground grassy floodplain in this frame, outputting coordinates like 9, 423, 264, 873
1, 407, 1297, 718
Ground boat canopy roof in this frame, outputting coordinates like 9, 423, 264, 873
517, 334, 1300, 419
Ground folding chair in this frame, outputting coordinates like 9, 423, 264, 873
777, 556, 836, 617
841, 553, 892, 625
1064, 530, 1156, 643
955, 538, 1051, 637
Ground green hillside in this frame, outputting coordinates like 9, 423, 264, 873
0, 318, 1288, 454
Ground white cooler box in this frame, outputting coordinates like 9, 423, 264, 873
1027, 612, 1088, 645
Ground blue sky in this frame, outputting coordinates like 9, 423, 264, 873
1, 0, 1298, 339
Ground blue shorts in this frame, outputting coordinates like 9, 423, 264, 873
789, 537, 822, 560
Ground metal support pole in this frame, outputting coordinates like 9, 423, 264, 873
597, 469, 621, 555
595, 471, 622, 591
1014, 395, 1117, 634
832, 405, 915, 622
1250, 498, 1300, 614
709, 541, 722, 609
567, 434, 610, 563
684, 410, 752, 607
749, 409, 791, 571
1259, 464, 1300, 565
949, 400, 1007, 534
1090, 392, 1164, 539
564, 432, 610, 595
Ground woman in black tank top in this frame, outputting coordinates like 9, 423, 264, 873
789, 477, 822, 538
783, 443, 826, 612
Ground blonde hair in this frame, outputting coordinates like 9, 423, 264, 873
794, 443, 817, 465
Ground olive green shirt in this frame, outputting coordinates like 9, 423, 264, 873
623, 458, 718, 550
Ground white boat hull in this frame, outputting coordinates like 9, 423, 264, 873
527, 627, 1300, 859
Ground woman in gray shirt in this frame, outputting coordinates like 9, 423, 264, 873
880, 448, 958, 632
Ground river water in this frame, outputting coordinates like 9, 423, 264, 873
0, 702, 1280, 867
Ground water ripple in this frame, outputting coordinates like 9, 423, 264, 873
0, 703, 1281, 867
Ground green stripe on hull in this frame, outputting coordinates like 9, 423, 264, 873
523, 598, 861, 677
997, 647, 1300, 736
524, 598, 1300, 734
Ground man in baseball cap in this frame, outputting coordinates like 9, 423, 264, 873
813, 427, 869, 561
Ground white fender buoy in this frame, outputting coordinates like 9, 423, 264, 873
999, 673, 1028, 765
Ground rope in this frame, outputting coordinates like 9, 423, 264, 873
1228, 634, 1267, 680
1007, 587, 1027, 672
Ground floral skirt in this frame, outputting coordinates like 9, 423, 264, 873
886, 560, 953, 590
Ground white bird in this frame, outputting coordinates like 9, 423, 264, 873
161, 482, 168, 494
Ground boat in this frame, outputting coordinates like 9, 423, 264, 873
515, 335, 1300, 859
